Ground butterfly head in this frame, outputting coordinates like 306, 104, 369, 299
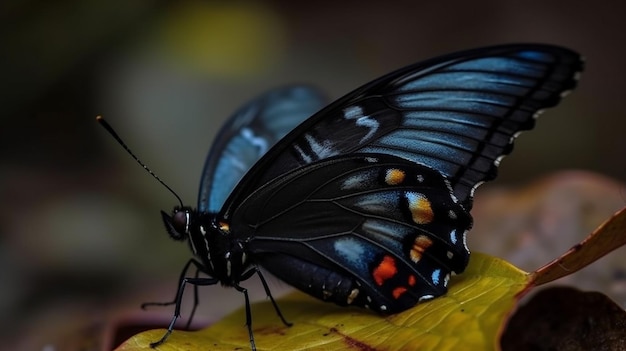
161, 206, 212, 260
161, 207, 195, 241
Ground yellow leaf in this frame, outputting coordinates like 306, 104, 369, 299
116, 253, 529, 351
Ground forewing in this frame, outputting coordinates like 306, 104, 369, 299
222, 44, 582, 216
233, 154, 472, 312
198, 85, 326, 213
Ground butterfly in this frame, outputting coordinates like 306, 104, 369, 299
106, 44, 583, 350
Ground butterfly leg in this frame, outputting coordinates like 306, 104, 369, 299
233, 281, 256, 351
233, 266, 290, 351
141, 258, 205, 329
255, 268, 292, 327
149, 275, 219, 348
141, 258, 203, 308
185, 266, 202, 330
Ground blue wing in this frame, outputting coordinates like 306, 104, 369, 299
198, 85, 327, 213
222, 44, 583, 217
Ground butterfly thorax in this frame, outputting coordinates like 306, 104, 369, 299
202, 218, 252, 286
161, 208, 252, 286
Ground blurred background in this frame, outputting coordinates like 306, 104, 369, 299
1, 1, 625, 350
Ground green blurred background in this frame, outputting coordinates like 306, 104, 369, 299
1, 1, 625, 350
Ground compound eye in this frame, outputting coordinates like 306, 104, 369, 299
172, 210, 189, 233
161, 209, 190, 241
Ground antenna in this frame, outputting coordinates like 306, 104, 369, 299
96, 116, 184, 208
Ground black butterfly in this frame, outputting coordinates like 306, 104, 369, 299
112, 44, 583, 350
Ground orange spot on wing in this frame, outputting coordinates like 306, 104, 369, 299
408, 275, 416, 286
392, 286, 408, 299
385, 168, 405, 185
410, 235, 434, 263
372, 256, 397, 286
407, 193, 434, 224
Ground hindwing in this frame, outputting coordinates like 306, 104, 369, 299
233, 154, 472, 312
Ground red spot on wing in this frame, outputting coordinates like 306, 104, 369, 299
408, 275, 416, 286
392, 286, 408, 299
372, 255, 397, 286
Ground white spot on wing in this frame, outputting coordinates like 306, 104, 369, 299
341, 171, 373, 190
333, 238, 365, 266
448, 210, 457, 220
443, 178, 460, 204
462, 229, 470, 253
418, 295, 434, 302
305, 134, 336, 159
293, 133, 337, 163
293, 144, 312, 163
343, 106, 379, 143
469, 180, 484, 199
241, 127, 268, 155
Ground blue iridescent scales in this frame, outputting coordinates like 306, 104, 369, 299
156, 44, 582, 349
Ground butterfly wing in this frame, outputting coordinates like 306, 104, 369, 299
220, 44, 582, 312
198, 85, 326, 213
222, 44, 583, 218
232, 153, 472, 313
